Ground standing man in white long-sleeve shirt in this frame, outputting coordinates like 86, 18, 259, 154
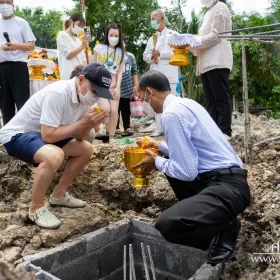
143, 9, 178, 137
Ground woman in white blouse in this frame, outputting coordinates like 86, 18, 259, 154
57, 14, 89, 80
191, 0, 233, 139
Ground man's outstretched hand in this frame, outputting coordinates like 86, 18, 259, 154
132, 149, 157, 174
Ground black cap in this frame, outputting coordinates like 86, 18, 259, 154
81, 63, 113, 100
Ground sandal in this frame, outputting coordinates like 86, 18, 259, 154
115, 129, 123, 134
109, 138, 118, 145
29, 206, 61, 229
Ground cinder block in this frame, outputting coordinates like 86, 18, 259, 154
53, 253, 99, 280
180, 246, 206, 278
25, 264, 61, 280
98, 234, 131, 278
131, 234, 181, 275
131, 219, 164, 239
86, 227, 111, 253
99, 267, 123, 280
134, 263, 183, 280
59, 239, 87, 265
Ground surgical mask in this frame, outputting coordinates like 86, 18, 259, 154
0, 4, 13, 17
151, 20, 160, 31
71, 24, 83, 35
200, 0, 216, 7
108, 37, 119, 47
143, 91, 157, 117
79, 91, 99, 106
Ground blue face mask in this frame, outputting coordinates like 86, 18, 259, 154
151, 20, 160, 31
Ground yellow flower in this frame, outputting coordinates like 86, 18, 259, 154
56, 31, 61, 37
95, 40, 100, 46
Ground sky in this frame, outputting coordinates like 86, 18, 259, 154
15, 0, 272, 20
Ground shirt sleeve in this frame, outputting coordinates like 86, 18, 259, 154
192, 9, 230, 51
40, 92, 65, 128
22, 20, 36, 43
57, 32, 72, 58
130, 54, 138, 75
159, 141, 169, 156
155, 112, 199, 181
143, 37, 154, 64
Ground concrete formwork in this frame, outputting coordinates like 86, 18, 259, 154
22, 219, 223, 280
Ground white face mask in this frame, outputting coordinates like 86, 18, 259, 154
142, 91, 157, 117
0, 4, 13, 17
71, 24, 83, 35
200, 0, 216, 7
108, 37, 119, 47
79, 91, 99, 106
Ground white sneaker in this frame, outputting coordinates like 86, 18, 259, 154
150, 131, 164, 137
49, 192, 87, 208
29, 206, 61, 229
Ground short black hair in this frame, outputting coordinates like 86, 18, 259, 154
138, 70, 171, 92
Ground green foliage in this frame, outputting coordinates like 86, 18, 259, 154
14, 7, 63, 49
72, 0, 158, 72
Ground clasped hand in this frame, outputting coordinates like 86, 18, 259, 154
82, 110, 108, 130
132, 138, 160, 174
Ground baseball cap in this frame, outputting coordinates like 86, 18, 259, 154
81, 63, 113, 100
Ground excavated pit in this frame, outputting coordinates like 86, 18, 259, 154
21, 219, 223, 280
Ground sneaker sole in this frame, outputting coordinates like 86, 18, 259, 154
49, 202, 87, 208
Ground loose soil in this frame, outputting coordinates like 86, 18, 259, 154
1, 115, 280, 279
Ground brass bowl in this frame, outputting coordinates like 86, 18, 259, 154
169, 44, 191, 67
121, 147, 158, 189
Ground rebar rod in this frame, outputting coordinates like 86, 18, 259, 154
141, 243, 150, 280
131, 245, 136, 280
219, 23, 280, 34
147, 245, 156, 280
129, 244, 132, 280
254, 29, 280, 35
242, 39, 251, 163
219, 35, 280, 39
124, 245, 127, 280
226, 38, 280, 45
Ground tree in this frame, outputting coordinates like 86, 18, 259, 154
14, 7, 63, 49
72, 0, 158, 72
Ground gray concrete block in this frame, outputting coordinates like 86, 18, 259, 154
180, 246, 206, 278
25, 264, 61, 280
98, 234, 131, 278
131, 233, 181, 275
99, 267, 123, 280
86, 219, 131, 253
53, 253, 99, 280
131, 219, 164, 239
134, 263, 183, 280
59, 239, 87, 265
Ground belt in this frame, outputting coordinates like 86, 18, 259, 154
196, 166, 247, 181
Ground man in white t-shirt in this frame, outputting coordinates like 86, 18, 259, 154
0, 63, 113, 229
143, 9, 179, 137
0, 0, 36, 125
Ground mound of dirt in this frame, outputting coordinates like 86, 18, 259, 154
1, 114, 280, 279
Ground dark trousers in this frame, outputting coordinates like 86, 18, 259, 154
0, 61, 30, 125
201, 68, 232, 137
117, 97, 131, 130
154, 172, 250, 251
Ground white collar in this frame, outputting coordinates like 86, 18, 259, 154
163, 94, 177, 111
71, 78, 79, 104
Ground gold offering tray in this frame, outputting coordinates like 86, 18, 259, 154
169, 43, 191, 67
